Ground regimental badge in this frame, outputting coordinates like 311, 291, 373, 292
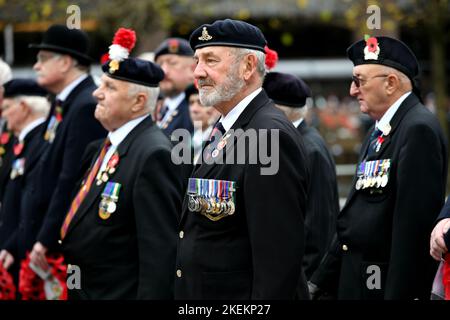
364, 35, 380, 60
10, 158, 25, 180
168, 39, 179, 53
198, 27, 213, 41
187, 178, 236, 221
109, 60, 120, 73
98, 182, 121, 220
44, 107, 63, 143
355, 159, 391, 191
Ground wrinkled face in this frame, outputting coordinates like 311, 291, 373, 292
156, 54, 194, 97
93, 75, 134, 131
193, 46, 245, 108
350, 64, 389, 120
33, 50, 65, 93
2, 98, 27, 134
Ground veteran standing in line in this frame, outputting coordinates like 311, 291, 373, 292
264, 72, 339, 284
61, 28, 187, 299
309, 36, 448, 300
174, 19, 309, 300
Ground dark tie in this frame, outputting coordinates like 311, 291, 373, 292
159, 105, 169, 121
366, 127, 382, 158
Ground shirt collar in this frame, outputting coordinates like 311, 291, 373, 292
19, 117, 46, 142
220, 87, 262, 133
108, 114, 150, 147
376, 91, 411, 132
292, 118, 304, 128
56, 74, 88, 102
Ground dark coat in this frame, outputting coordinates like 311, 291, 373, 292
311, 93, 448, 300
174, 90, 310, 300
297, 122, 339, 280
21, 76, 107, 251
62, 118, 188, 299
0, 129, 14, 203
161, 97, 194, 138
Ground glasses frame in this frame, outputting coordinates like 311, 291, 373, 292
352, 74, 389, 88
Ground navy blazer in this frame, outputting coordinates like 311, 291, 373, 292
21, 76, 107, 251
161, 97, 194, 138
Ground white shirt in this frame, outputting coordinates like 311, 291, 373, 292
158, 92, 185, 127
56, 74, 89, 102
375, 91, 411, 132
292, 118, 304, 128
219, 87, 262, 133
99, 114, 149, 172
192, 125, 213, 165
19, 117, 46, 142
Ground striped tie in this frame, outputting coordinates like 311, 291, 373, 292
60, 138, 111, 239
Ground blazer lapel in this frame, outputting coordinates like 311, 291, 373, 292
66, 117, 154, 235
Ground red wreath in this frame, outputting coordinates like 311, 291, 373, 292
443, 253, 450, 300
19, 253, 67, 300
264, 45, 279, 70
112, 28, 137, 51
0, 264, 16, 300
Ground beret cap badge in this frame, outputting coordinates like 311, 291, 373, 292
364, 35, 380, 60
198, 27, 212, 41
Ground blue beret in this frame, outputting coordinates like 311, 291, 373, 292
102, 58, 164, 87
154, 38, 193, 61
189, 19, 267, 52
347, 36, 419, 82
3, 79, 48, 98
263, 72, 311, 108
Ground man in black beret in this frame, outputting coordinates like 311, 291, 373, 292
60, 28, 188, 299
309, 36, 447, 300
22, 25, 107, 273
174, 19, 309, 299
0, 79, 50, 282
263, 72, 339, 290
154, 38, 194, 138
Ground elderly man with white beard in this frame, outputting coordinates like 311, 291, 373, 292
173, 19, 310, 300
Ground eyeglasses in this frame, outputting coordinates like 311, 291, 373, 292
352, 74, 388, 88
36, 52, 61, 63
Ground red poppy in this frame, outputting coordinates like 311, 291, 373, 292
264, 46, 279, 70
0, 132, 10, 145
13, 143, 24, 156
366, 37, 379, 53
108, 153, 120, 169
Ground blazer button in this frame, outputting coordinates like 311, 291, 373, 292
176, 269, 182, 278
342, 244, 348, 251
58, 240, 62, 245
179, 231, 184, 239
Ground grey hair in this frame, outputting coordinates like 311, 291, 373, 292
0, 58, 12, 85
379, 65, 412, 89
15, 96, 51, 117
277, 104, 308, 121
127, 83, 160, 114
231, 48, 266, 79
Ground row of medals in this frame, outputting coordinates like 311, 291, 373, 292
356, 173, 389, 190
188, 196, 235, 221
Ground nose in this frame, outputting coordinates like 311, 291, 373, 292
33, 60, 41, 71
193, 62, 207, 80
349, 82, 359, 97
92, 87, 102, 101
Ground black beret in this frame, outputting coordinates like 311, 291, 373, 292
3, 79, 48, 98
29, 24, 92, 66
347, 36, 419, 81
185, 83, 198, 100
102, 58, 164, 87
189, 19, 267, 52
154, 38, 193, 61
263, 72, 311, 108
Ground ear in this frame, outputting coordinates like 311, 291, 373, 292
60, 55, 74, 73
19, 100, 31, 117
131, 92, 147, 113
242, 54, 257, 81
385, 74, 399, 95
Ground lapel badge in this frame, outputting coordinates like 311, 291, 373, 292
364, 35, 380, 60
99, 182, 121, 220
198, 27, 213, 41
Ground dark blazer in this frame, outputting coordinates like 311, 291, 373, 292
0, 130, 14, 203
311, 93, 448, 300
161, 97, 194, 138
0, 123, 47, 253
174, 90, 310, 300
21, 76, 107, 251
297, 122, 339, 280
62, 118, 188, 300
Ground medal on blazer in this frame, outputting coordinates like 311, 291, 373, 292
99, 182, 121, 220
212, 133, 231, 158
356, 159, 391, 190
187, 178, 236, 221
96, 152, 120, 186
44, 106, 63, 143
10, 158, 25, 180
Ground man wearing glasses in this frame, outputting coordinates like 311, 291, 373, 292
309, 36, 447, 300
9, 25, 107, 274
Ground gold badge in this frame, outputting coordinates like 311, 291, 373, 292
198, 27, 212, 41
109, 60, 120, 73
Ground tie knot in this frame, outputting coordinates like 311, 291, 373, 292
104, 137, 111, 149
212, 122, 225, 136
